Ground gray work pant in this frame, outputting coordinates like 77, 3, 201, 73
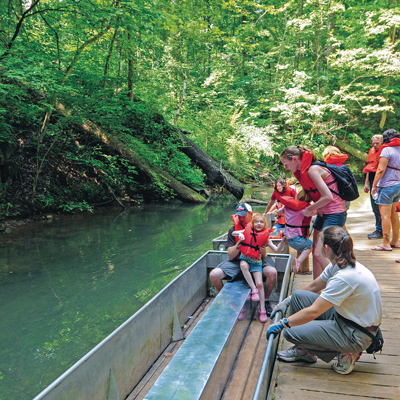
283, 290, 373, 363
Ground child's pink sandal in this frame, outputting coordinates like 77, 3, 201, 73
251, 289, 260, 302
259, 309, 268, 323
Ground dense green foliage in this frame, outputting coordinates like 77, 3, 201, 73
0, 0, 399, 218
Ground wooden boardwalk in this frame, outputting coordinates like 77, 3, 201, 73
271, 208, 400, 400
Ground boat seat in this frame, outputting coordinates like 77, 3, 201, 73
143, 280, 251, 400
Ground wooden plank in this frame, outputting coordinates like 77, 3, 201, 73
221, 317, 267, 400
277, 363, 400, 383
277, 374, 399, 398
274, 387, 391, 400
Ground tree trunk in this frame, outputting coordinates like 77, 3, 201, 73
104, 27, 119, 90
127, 28, 134, 101
61, 113, 207, 203
178, 130, 245, 199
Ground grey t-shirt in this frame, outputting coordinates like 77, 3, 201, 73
378, 146, 400, 187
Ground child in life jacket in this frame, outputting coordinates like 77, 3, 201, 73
264, 178, 296, 236
275, 189, 314, 274
233, 213, 286, 323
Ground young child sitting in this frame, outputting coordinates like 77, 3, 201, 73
275, 190, 314, 273
233, 213, 286, 323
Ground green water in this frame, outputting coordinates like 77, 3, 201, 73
0, 200, 264, 400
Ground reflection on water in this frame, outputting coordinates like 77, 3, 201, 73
0, 200, 271, 400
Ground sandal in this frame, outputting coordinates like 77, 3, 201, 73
251, 289, 260, 302
371, 245, 392, 251
259, 309, 268, 323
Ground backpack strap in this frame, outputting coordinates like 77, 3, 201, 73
336, 313, 377, 339
386, 165, 400, 171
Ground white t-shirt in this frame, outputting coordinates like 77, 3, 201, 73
320, 261, 382, 327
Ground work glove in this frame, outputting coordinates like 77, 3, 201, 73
266, 318, 289, 338
270, 296, 291, 319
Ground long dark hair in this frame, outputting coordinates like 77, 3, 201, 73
274, 178, 287, 193
280, 145, 317, 162
322, 226, 356, 269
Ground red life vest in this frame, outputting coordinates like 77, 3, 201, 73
238, 224, 271, 259
324, 154, 348, 166
363, 147, 380, 174
276, 206, 286, 225
276, 195, 312, 237
293, 151, 321, 203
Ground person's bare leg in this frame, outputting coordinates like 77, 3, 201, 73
298, 247, 312, 264
254, 272, 265, 313
375, 204, 392, 249
312, 229, 330, 279
240, 261, 257, 292
390, 203, 400, 246
262, 265, 277, 299
209, 267, 226, 292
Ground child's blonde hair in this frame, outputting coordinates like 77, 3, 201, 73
322, 146, 345, 161
251, 213, 267, 229
297, 189, 311, 203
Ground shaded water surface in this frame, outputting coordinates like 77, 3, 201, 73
0, 200, 255, 400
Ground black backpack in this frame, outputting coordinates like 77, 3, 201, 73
311, 161, 359, 201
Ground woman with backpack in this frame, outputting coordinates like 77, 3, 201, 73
280, 145, 347, 279
370, 129, 400, 253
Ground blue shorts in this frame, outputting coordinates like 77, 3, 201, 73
287, 235, 313, 253
313, 211, 347, 231
377, 184, 400, 205
240, 254, 263, 273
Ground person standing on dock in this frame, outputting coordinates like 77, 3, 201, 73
280, 146, 347, 279
210, 203, 277, 315
370, 129, 400, 252
363, 135, 383, 239
267, 226, 382, 375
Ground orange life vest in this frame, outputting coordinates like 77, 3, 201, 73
363, 147, 380, 174
238, 224, 271, 259
324, 154, 348, 166
293, 151, 321, 203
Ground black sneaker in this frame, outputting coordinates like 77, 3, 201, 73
368, 230, 383, 239
265, 300, 273, 316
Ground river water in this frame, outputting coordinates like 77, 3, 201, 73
1, 199, 261, 400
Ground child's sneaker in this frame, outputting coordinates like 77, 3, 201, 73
332, 352, 362, 375
277, 345, 317, 363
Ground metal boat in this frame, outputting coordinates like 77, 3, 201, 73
33, 240, 291, 400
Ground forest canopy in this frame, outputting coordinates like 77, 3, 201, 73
0, 0, 399, 218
